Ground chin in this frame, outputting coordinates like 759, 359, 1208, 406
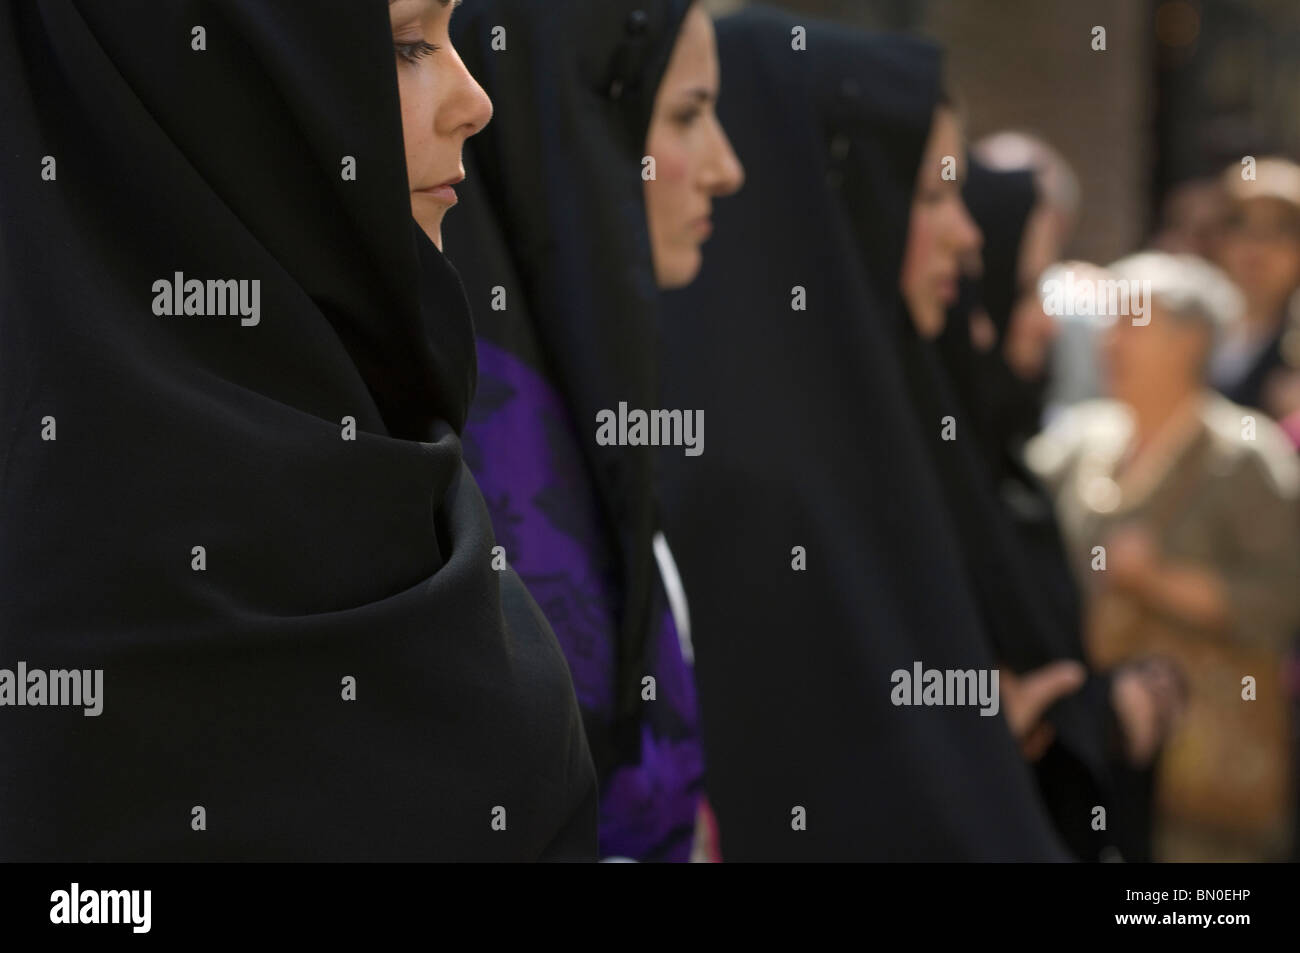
419, 221, 443, 250
913, 304, 945, 339
411, 208, 444, 249
656, 248, 702, 291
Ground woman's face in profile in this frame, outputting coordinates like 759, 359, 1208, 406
643, 5, 745, 290
390, 0, 492, 249
900, 107, 982, 338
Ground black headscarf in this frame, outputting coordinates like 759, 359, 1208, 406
444, 0, 690, 758
659, 8, 1069, 860
937, 160, 1049, 462
0, 0, 595, 861
934, 161, 1038, 461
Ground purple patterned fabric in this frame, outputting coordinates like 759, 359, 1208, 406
463, 339, 703, 861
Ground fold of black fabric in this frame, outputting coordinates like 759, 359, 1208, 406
934, 163, 1038, 462
659, 7, 1069, 860
929, 162, 1118, 858
937, 161, 1052, 464
0, 0, 595, 861
444, 0, 691, 750
897, 279, 1116, 862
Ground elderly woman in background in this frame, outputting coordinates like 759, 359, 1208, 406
1028, 252, 1300, 862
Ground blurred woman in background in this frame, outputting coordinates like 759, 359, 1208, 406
1211, 157, 1300, 421
1029, 251, 1300, 861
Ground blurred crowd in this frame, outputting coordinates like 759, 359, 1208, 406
951, 144, 1300, 861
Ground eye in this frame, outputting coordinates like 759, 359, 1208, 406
672, 107, 703, 127
394, 40, 439, 64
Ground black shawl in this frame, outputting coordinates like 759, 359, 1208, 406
0, 0, 595, 861
444, 0, 691, 759
659, 8, 1069, 860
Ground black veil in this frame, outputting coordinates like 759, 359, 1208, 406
0, 0, 595, 861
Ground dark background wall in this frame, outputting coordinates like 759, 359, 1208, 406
704, 0, 1300, 264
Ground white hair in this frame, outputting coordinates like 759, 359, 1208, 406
1107, 251, 1243, 344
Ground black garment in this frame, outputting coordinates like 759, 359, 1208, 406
1219, 324, 1289, 414
903, 164, 1117, 861
940, 163, 1090, 693
659, 8, 1069, 860
934, 162, 1041, 463
444, 0, 690, 763
0, 0, 594, 860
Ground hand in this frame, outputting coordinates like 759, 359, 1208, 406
1111, 657, 1185, 765
999, 660, 1088, 761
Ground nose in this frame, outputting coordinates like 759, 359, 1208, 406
438, 46, 493, 140
702, 115, 745, 197
950, 197, 982, 256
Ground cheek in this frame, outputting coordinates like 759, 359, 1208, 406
935, 206, 968, 258
1218, 242, 1245, 271
656, 139, 690, 186
646, 135, 691, 231
1269, 247, 1300, 284
396, 73, 434, 181
1134, 328, 1167, 363
900, 211, 935, 297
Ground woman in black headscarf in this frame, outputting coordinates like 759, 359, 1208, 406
659, 8, 1070, 861
443, 0, 742, 862
897, 153, 1125, 860
0, 0, 595, 861
934, 162, 1098, 732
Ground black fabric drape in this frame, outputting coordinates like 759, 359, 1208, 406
924, 162, 1117, 859
896, 289, 1116, 861
938, 161, 1052, 462
934, 162, 1038, 461
659, 8, 1069, 860
0, 0, 595, 860
444, 0, 690, 753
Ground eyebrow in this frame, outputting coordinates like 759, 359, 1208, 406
389, 0, 459, 6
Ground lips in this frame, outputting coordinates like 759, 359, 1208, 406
414, 173, 465, 205
689, 207, 713, 239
